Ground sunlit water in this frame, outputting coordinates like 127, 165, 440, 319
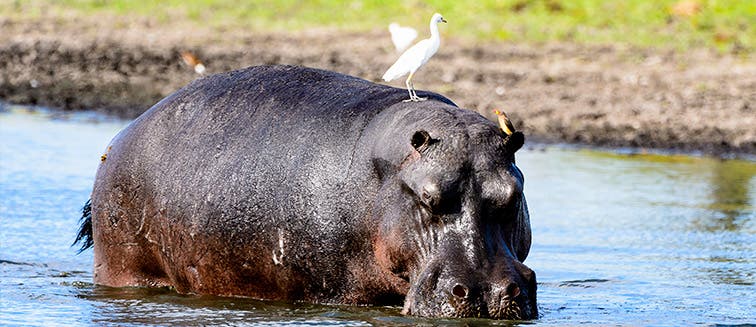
1, 105, 754, 326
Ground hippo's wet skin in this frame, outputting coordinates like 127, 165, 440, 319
75, 65, 537, 320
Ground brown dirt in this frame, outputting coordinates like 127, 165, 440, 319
1, 17, 754, 155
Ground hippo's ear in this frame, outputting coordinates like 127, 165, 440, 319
505, 131, 525, 154
411, 130, 432, 152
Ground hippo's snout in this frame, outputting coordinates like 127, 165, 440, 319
486, 262, 538, 320
448, 274, 537, 320
403, 257, 538, 320
484, 275, 537, 320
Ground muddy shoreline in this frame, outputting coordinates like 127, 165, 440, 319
1, 18, 754, 155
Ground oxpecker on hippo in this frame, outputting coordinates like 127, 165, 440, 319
74, 65, 536, 320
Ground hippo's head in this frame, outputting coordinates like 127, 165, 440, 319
370, 105, 536, 320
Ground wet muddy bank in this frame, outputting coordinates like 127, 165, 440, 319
1, 18, 754, 155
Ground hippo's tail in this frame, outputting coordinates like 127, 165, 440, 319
73, 199, 94, 253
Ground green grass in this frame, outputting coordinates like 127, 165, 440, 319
4, 0, 755, 53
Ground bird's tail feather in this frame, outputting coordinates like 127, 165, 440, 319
382, 62, 405, 82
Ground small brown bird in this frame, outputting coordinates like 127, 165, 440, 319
180, 51, 206, 75
493, 109, 516, 136
100, 146, 112, 162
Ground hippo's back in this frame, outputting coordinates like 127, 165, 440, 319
129, 65, 417, 157
128, 65, 451, 167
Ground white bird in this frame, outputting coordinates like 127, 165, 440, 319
388, 22, 418, 53
382, 13, 446, 102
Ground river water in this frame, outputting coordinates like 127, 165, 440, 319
1, 105, 754, 326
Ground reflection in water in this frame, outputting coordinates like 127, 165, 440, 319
696, 159, 756, 287
703, 160, 756, 232
521, 148, 756, 325
77, 284, 485, 326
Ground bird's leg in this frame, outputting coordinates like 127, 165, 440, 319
406, 73, 427, 102
410, 80, 426, 101
403, 72, 417, 102
401, 72, 427, 102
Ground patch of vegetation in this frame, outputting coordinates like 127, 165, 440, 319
4, 0, 754, 53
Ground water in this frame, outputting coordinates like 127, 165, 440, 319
1, 105, 754, 326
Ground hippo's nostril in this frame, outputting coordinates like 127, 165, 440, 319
506, 283, 521, 298
452, 284, 468, 298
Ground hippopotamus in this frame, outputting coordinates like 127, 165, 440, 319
74, 65, 536, 320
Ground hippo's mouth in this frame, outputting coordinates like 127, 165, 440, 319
485, 292, 536, 320
403, 290, 536, 320
447, 288, 535, 320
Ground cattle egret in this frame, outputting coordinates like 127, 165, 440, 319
382, 13, 446, 102
388, 22, 418, 53
494, 109, 516, 135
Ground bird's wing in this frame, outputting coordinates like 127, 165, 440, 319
382, 39, 430, 81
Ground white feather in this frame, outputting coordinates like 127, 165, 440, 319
389, 23, 418, 53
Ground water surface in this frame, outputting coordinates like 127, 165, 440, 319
1, 105, 754, 326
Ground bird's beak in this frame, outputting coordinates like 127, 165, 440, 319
441, 18, 447, 23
